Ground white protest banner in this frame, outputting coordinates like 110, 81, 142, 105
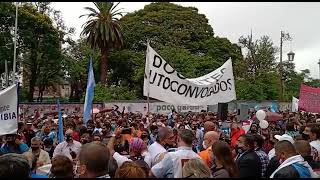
143, 44, 236, 106
0, 84, 18, 135
292, 96, 299, 112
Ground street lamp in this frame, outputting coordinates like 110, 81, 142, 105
287, 51, 295, 62
279, 30, 292, 101
318, 59, 320, 79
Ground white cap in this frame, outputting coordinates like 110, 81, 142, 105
274, 134, 294, 144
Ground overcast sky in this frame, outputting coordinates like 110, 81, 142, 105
51, 2, 320, 78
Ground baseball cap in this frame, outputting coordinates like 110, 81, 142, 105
274, 134, 294, 144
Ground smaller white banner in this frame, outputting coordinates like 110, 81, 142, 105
0, 84, 18, 135
104, 102, 207, 115
292, 96, 299, 112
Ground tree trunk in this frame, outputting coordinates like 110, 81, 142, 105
28, 53, 37, 102
100, 49, 108, 85
39, 85, 44, 102
69, 83, 75, 101
37, 89, 41, 102
28, 76, 36, 102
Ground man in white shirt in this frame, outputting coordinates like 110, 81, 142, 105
150, 129, 201, 178
148, 127, 175, 167
28, 137, 51, 166
53, 129, 81, 160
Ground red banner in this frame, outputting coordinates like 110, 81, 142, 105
299, 84, 320, 112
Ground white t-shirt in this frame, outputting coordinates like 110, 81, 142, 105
148, 141, 166, 167
151, 146, 201, 178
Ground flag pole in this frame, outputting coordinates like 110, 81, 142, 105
146, 39, 150, 114
91, 105, 94, 121
13, 2, 18, 81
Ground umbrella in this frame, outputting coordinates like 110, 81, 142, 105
265, 112, 283, 122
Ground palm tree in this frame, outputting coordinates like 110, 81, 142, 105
80, 2, 123, 85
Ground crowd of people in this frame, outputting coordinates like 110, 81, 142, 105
1, 107, 320, 178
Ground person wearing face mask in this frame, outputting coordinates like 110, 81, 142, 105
150, 129, 201, 178
192, 121, 204, 152
101, 122, 113, 141
80, 133, 90, 145
86, 125, 94, 135
253, 134, 269, 178
107, 137, 151, 168
198, 131, 219, 167
248, 124, 259, 134
23, 120, 36, 147
43, 138, 54, 158
167, 110, 175, 128
148, 127, 175, 167
110, 120, 117, 132
53, 129, 82, 160
149, 125, 158, 145
235, 134, 262, 178
0, 134, 29, 154
28, 137, 51, 168
270, 140, 318, 178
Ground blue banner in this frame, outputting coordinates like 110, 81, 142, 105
57, 99, 64, 143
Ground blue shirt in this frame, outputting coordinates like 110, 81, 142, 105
31, 173, 49, 178
0, 143, 29, 154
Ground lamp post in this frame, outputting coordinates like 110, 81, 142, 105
13, 2, 18, 83
287, 51, 295, 62
318, 59, 320, 79
279, 31, 292, 101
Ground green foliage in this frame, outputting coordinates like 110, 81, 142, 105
91, 83, 137, 102
236, 71, 279, 101
80, 2, 123, 50
63, 38, 100, 102
0, 2, 16, 74
80, 2, 124, 84
17, 4, 63, 102
110, 2, 242, 99
18, 86, 29, 102
121, 2, 214, 51
236, 34, 280, 100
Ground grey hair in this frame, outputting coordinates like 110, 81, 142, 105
31, 136, 41, 143
0, 153, 30, 178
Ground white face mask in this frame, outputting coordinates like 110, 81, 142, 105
202, 141, 207, 149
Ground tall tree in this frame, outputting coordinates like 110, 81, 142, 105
236, 33, 279, 100
111, 2, 242, 98
80, 2, 124, 85
17, 4, 62, 102
62, 38, 100, 102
